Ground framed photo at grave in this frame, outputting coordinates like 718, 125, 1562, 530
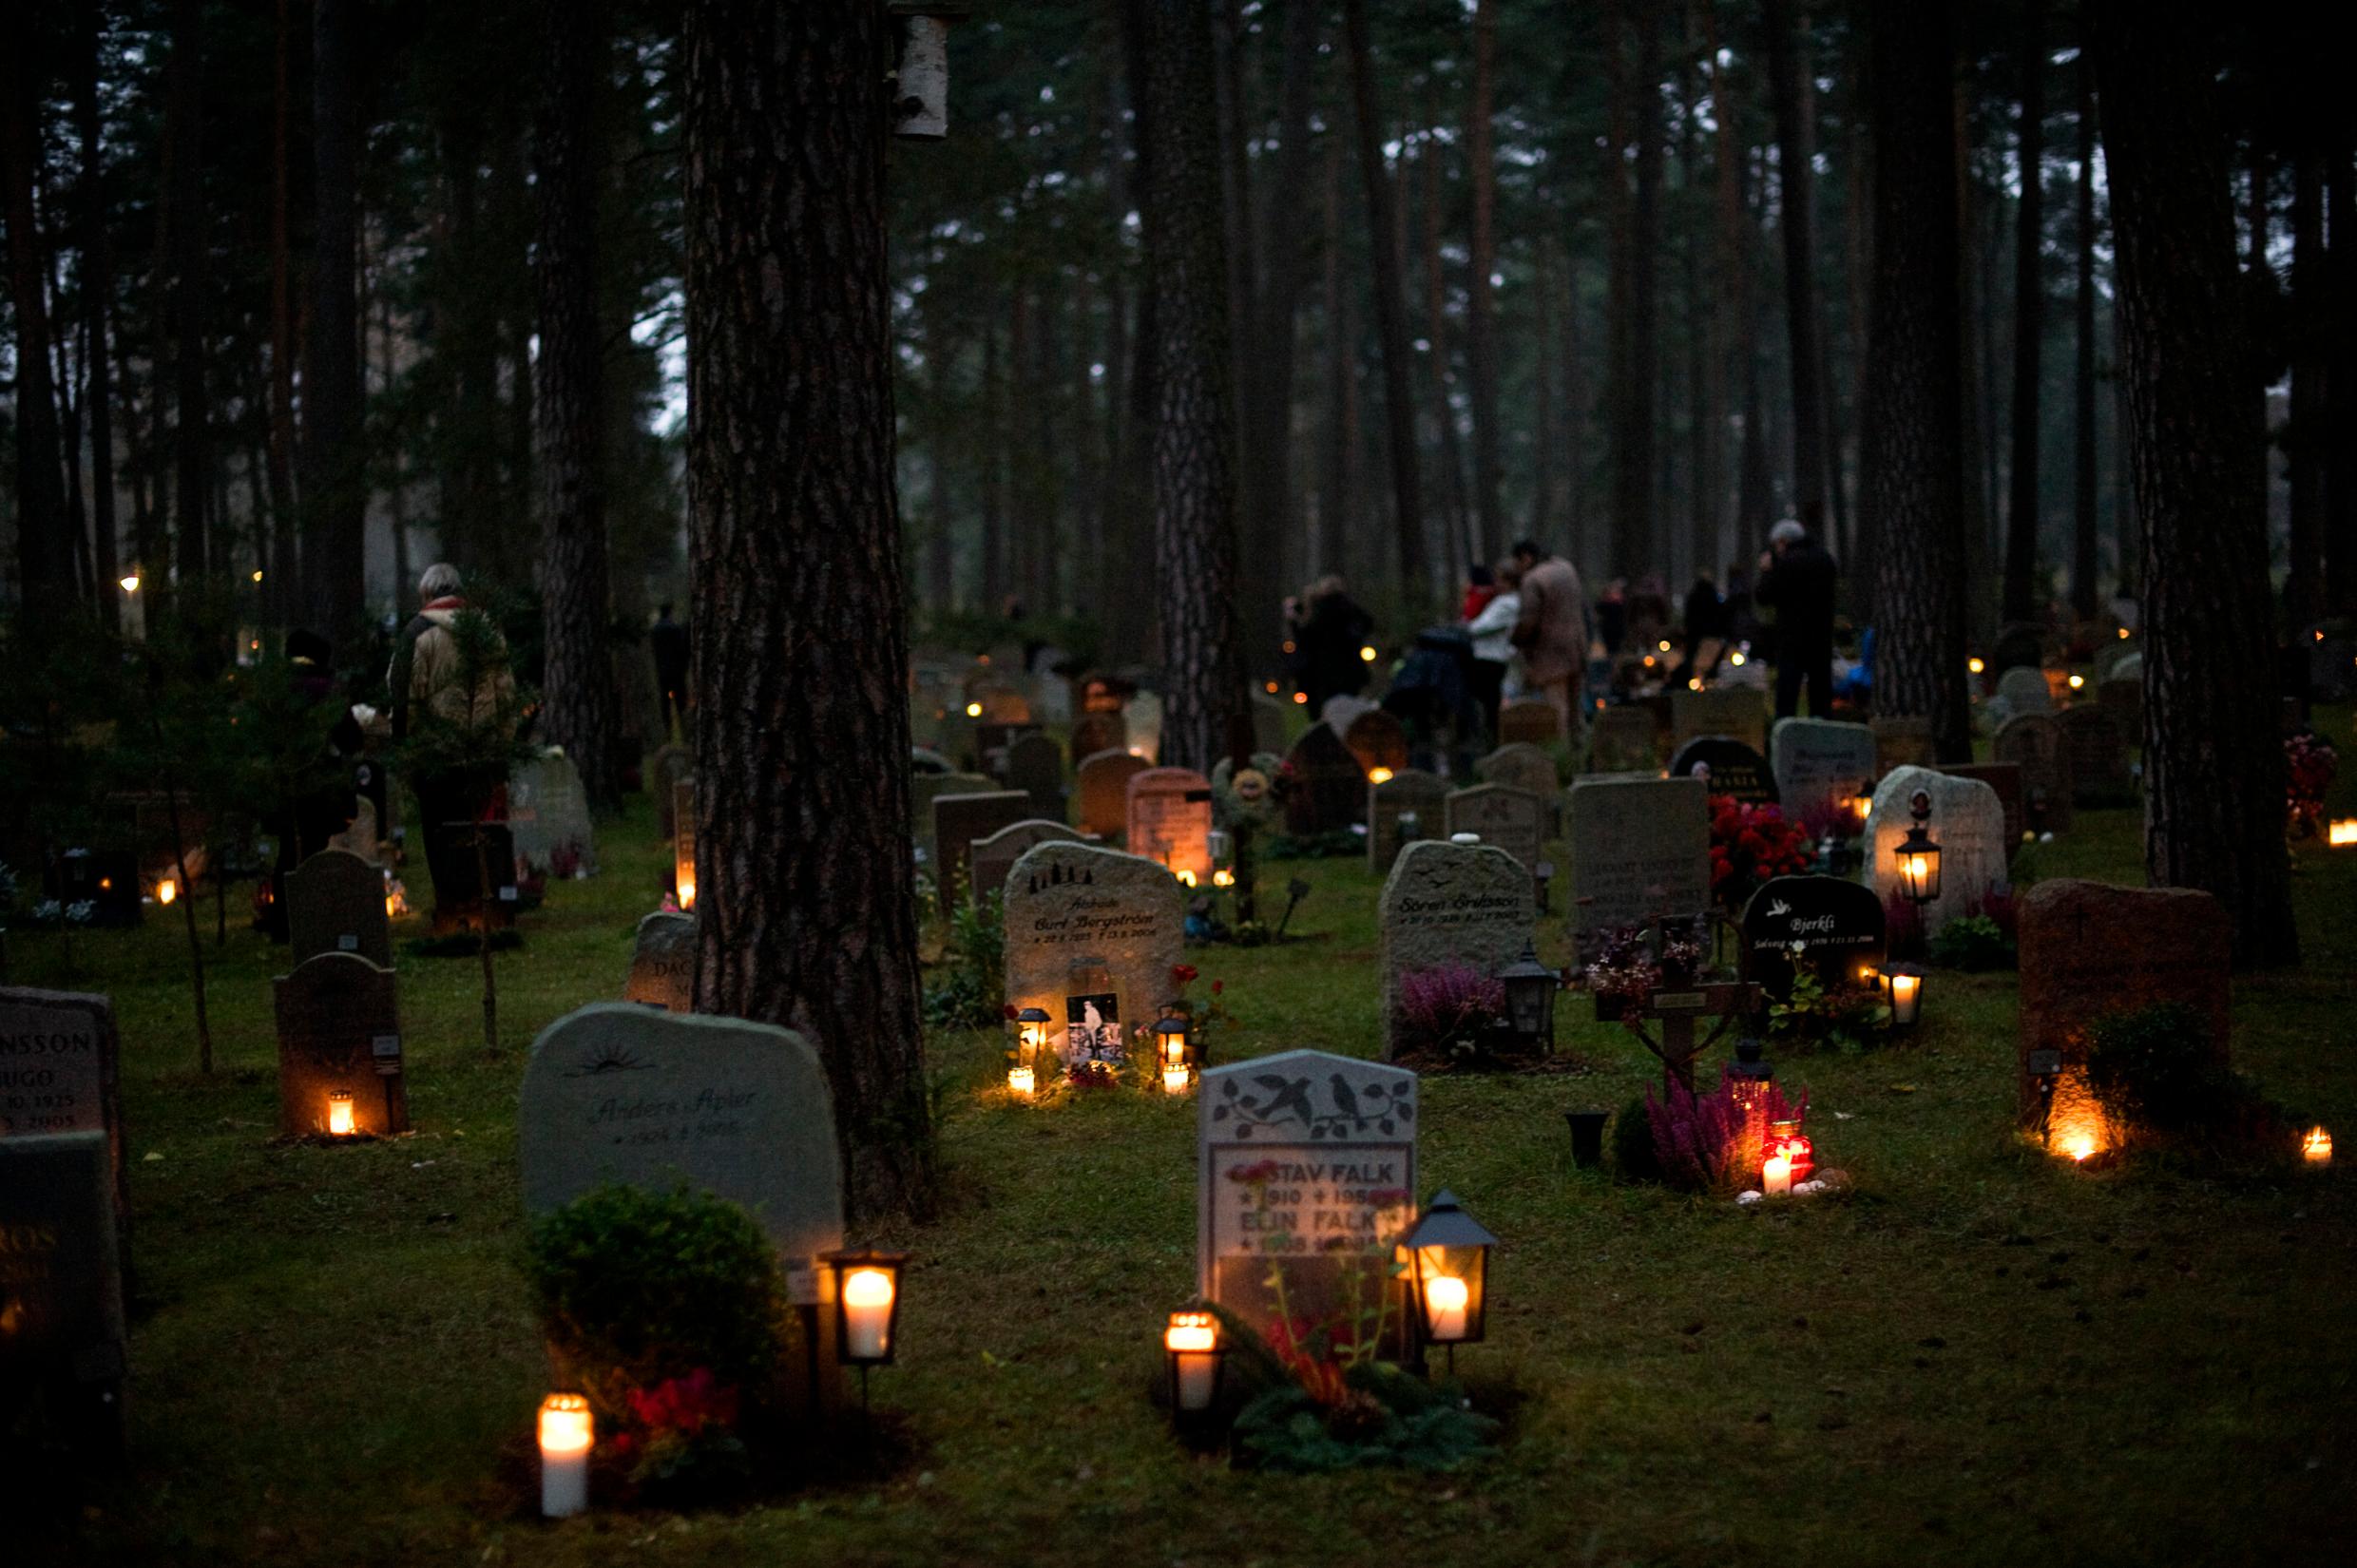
1063, 981, 1124, 1068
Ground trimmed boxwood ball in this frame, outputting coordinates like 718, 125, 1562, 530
523, 1183, 800, 1420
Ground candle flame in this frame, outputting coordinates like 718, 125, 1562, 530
844, 1268, 895, 1309
1007, 1065, 1035, 1098
539, 1392, 593, 1455
1212, 868, 1235, 888
326, 1093, 356, 1138
1165, 1311, 1217, 1352
1368, 766, 1394, 785
156, 877, 179, 906
676, 871, 696, 910
2303, 1126, 2332, 1164
1162, 1063, 1192, 1095
1424, 1274, 1469, 1312
2048, 1066, 2110, 1163
2328, 819, 2357, 848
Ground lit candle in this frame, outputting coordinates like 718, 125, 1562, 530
538, 1393, 592, 1518
1165, 1313, 1218, 1411
1888, 969, 1922, 1022
1007, 1065, 1035, 1098
326, 1092, 356, 1138
1162, 1063, 1191, 1095
1424, 1274, 1470, 1342
156, 876, 180, 906
1212, 869, 1235, 888
842, 1267, 896, 1361
1762, 1155, 1793, 1195
675, 870, 696, 910
1175, 869, 1197, 889
1368, 766, 1394, 785
2328, 819, 2357, 848
2303, 1126, 2332, 1166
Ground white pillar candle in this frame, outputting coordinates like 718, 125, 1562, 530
1424, 1274, 1469, 1342
842, 1267, 895, 1361
1763, 1155, 1793, 1195
1162, 1064, 1191, 1095
1165, 1317, 1218, 1411
538, 1395, 592, 1519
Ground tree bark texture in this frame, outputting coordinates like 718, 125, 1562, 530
73, 1, 119, 627
302, 0, 366, 642
2071, 58, 2098, 621
1340, 0, 1427, 598
1611, 1, 1661, 581
533, 0, 622, 809
2002, 0, 2046, 622
682, 0, 935, 1219
1763, 0, 1828, 531
267, 0, 298, 628
3, 4, 74, 605
167, 0, 210, 586
1465, 0, 1503, 562
1252, 0, 1319, 620
2328, 142, 2356, 617
2089, 0, 2296, 968
1864, 0, 1970, 763
1137, 0, 1246, 774
2283, 147, 2324, 630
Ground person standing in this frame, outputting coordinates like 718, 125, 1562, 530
1465, 561, 1523, 743
649, 602, 691, 738
1509, 539, 1591, 739
389, 563, 519, 931
1296, 576, 1375, 714
1756, 518, 1839, 717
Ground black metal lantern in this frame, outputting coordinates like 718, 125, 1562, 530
823, 1250, 910, 1369
1881, 962, 1926, 1028
1726, 1034, 1774, 1114
1894, 790, 1943, 905
1400, 1190, 1499, 1371
1163, 1310, 1228, 1423
1008, 1005, 1050, 1097
1153, 1014, 1197, 1072
1498, 941, 1560, 1049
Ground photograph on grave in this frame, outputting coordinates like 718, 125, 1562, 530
1063, 983, 1123, 1070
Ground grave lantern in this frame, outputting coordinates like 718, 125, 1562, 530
537, 1392, 593, 1518
1164, 1310, 1227, 1418
155, 875, 180, 907
1401, 1190, 1499, 1369
825, 1250, 910, 1377
2328, 818, 2357, 848
1766, 1118, 1814, 1189
1154, 1014, 1196, 1072
1368, 766, 1395, 785
1497, 942, 1559, 1050
1881, 962, 1926, 1028
1727, 1035, 1774, 1114
2303, 1126, 2332, 1167
326, 1090, 356, 1138
1894, 790, 1943, 905
1009, 1006, 1049, 1096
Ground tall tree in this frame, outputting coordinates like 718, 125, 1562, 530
1464, 0, 1503, 561
2282, 144, 2324, 629
1864, 0, 1970, 762
2090, 0, 2296, 967
1609, 0, 1662, 580
2328, 142, 2356, 617
166, 0, 210, 586
1763, 0, 1830, 530
266, 0, 298, 626
1250, 0, 1319, 613
682, 0, 934, 1219
2, 2, 73, 604
1136, 0, 1245, 773
1340, 0, 1427, 597
2002, 0, 2047, 622
301, 0, 365, 641
2070, 56, 2099, 621
1415, 115, 1470, 572
73, 0, 120, 628
533, 0, 621, 809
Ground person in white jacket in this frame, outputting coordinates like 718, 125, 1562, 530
1465, 563, 1523, 745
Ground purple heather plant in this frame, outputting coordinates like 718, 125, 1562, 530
1397, 962, 1505, 1048
1645, 1064, 1808, 1195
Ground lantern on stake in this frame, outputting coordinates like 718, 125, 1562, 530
1881, 962, 1925, 1028
1497, 941, 1560, 1050
1894, 790, 1943, 906
1400, 1190, 1498, 1376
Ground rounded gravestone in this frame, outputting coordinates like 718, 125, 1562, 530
1376, 839, 1534, 1061
1865, 766, 2007, 936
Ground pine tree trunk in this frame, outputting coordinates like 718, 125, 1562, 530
2283, 148, 2324, 630
3, 5, 74, 604
1253, 0, 1318, 621
2089, 0, 2297, 969
1611, 1, 1661, 580
1209, 0, 1268, 655
302, 0, 365, 642
2002, 0, 2046, 623
682, 0, 934, 1220
1318, 139, 1352, 581
1704, 10, 1742, 579
1465, 0, 1503, 562
1530, 239, 1557, 536
533, 0, 621, 809
1763, 0, 1829, 531
73, 1, 119, 629
1864, 0, 1970, 763
1951, 50, 1991, 638
2328, 142, 2357, 617
2070, 58, 2099, 621
1340, 0, 1427, 599
266, 0, 297, 628
1138, 0, 1246, 774
166, 0, 210, 587
1417, 116, 1471, 575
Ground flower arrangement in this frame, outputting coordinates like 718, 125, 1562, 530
2286, 730, 2337, 838
1395, 963, 1505, 1061
1708, 795, 1812, 912
1581, 919, 1707, 1020
607, 1368, 748, 1496
1160, 963, 1236, 1065
1765, 954, 1887, 1053
1644, 1064, 1809, 1195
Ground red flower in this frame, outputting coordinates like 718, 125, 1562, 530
1211, 979, 1224, 995
1172, 964, 1198, 985
1001, 1003, 1019, 1022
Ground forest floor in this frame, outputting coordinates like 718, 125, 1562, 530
20, 703, 2357, 1568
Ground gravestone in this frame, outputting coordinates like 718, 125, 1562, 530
1368, 767, 1450, 876
1668, 736, 1778, 805
933, 790, 1032, 912
1738, 875, 1888, 1001
2015, 880, 2231, 1122
1075, 749, 1152, 844
272, 952, 407, 1138
519, 1004, 842, 1265
1770, 717, 1877, 832
1994, 665, 2055, 719
1443, 783, 1548, 872
1069, 711, 1125, 766
623, 911, 697, 1012
968, 819, 1088, 907
1342, 709, 1410, 777
1865, 766, 2008, 936
1377, 839, 1534, 1061
1567, 776, 1712, 957
1941, 762, 2027, 862
2058, 705, 2135, 805
1004, 732, 1067, 820
672, 775, 698, 907
1870, 716, 1938, 773
2092, 638, 2138, 684
1671, 686, 1767, 754
1476, 742, 1558, 802
910, 746, 952, 775
1319, 694, 1379, 736
911, 771, 993, 860
1499, 698, 1562, 748
1586, 704, 1658, 774
1282, 723, 1368, 835
1003, 842, 1186, 1072
1993, 713, 2075, 832
0, 987, 126, 1225
509, 751, 598, 877
1122, 690, 1164, 763
1250, 692, 1290, 755
286, 848, 393, 969
1198, 1049, 1416, 1362
0, 1132, 126, 1456
1126, 768, 1216, 882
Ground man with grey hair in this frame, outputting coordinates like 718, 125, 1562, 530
1756, 518, 1839, 718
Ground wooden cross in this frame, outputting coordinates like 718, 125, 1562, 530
1621, 913, 1761, 1093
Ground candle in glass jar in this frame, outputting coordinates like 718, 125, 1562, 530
1007, 1064, 1035, 1098
1423, 1274, 1470, 1342
842, 1267, 896, 1361
326, 1091, 356, 1138
1165, 1314, 1218, 1410
1763, 1154, 1793, 1195
538, 1393, 592, 1518
1161, 1063, 1190, 1095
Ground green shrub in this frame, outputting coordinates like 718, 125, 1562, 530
522, 1184, 797, 1422
2083, 1003, 2252, 1137
1926, 913, 2016, 971
923, 891, 1006, 1029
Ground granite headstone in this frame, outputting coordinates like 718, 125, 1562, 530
286, 847, 393, 969
272, 952, 407, 1138
1377, 840, 1534, 1061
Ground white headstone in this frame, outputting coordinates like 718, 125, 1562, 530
1770, 717, 1878, 832
1866, 765, 2008, 935
1003, 842, 1186, 1072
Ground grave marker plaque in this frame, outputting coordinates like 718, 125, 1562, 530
1993, 713, 2075, 832
1443, 783, 1548, 871
0, 987, 125, 1224
623, 911, 698, 1012
968, 819, 1086, 907
1585, 704, 1658, 774
1004, 732, 1067, 820
1940, 762, 2027, 863
1995, 665, 2055, 719
1738, 875, 1888, 1001
1476, 743, 1559, 802
286, 847, 393, 969
1671, 686, 1767, 753
933, 790, 1032, 913
1126, 768, 1216, 882
0, 1132, 126, 1457
1567, 776, 1712, 957
1368, 768, 1449, 875
1869, 717, 1938, 774
1377, 840, 1534, 1061
2058, 705, 2134, 805
272, 952, 407, 1138
510, 751, 598, 876
1499, 698, 1562, 747
1770, 717, 1877, 831
1075, 750, 1152, 844
1199, 1049, 1416, 1359
1668, 736, 1778, 805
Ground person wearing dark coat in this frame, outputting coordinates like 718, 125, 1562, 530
1681, 575, 1728, 677
1756, 519, 1840, 717
650, 603, 691, 737
1296, 576, 1376, 714
261, 629, 365, 940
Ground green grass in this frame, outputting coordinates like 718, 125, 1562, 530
23, 706, 2357, 1567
